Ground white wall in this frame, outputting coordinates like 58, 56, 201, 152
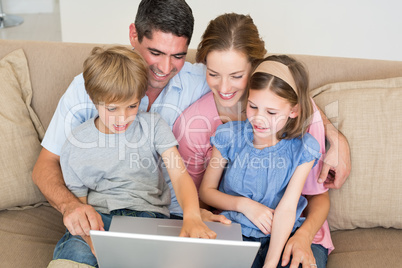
2, 0, 56, 13
60, 0, 402, 61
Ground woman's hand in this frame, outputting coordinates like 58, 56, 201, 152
281, 229, 316, 268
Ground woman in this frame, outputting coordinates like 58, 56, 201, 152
173, 13, 333, 267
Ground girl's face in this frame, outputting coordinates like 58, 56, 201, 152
95, 97, 140, 134
246, 88, 297, 144
205, 49, 251, 108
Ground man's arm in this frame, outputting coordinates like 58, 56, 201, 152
32, 148, 103, 236
318, 107, 351, 189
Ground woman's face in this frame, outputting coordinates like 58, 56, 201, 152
205, 49, 251, 108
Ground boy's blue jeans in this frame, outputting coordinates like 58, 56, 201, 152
53, 209, 167, 267
243, 235, 328, 268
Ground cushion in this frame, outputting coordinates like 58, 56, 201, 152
312, 77, 402, 230
328, 228, 402, 268
0, 49, 47, 210
48, 260, 94, 268
0, 206, 64, 267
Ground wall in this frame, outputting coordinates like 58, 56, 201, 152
59, 0, 402, 61
2, 0, 55, 13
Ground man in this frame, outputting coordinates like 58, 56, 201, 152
33, 0, 351, 266
33, 0, 221, 240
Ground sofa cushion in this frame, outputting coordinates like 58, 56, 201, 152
0, 206, 65, 267
328, 228, 402, 268
312, 77, 402, 230
0, 49, 47, 210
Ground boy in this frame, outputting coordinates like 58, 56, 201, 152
56, 46, 215, 266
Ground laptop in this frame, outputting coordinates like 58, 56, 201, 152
90, 216, 260, 268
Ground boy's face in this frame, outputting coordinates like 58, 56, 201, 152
95, 97, 140, 134
130, 24, 188, 91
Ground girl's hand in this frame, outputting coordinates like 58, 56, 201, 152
200, 208, 232, 225
179, 215, 217, 239
241, 198, 274, 235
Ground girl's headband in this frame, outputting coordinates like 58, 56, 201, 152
252, 61, 298, 95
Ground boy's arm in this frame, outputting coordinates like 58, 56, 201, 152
32, 148, 103, 236
318, 107, 351, 188
264, 161, 314, 268
161, 146, 216, 239
200, 147, 274, 235
281, 191, 330, 267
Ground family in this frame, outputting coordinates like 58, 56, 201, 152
32, 0, 351, 267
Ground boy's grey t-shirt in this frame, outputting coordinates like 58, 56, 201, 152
60, 112, 178, 216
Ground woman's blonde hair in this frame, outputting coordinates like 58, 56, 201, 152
83, 46, 148, 104
196, 13, 266, 68
249, 55, 313, 140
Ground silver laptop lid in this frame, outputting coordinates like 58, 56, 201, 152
91, 216, 260, 268
91, 229, 260, 268
109, 216, 243, 241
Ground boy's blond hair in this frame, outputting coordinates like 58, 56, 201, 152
83, 46, 148, 104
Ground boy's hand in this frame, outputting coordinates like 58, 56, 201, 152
200, 208, 231, 225
241, 198, 274, 235
179, 215, 217, 239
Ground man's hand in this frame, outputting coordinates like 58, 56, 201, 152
62, 202, 104, 236
200, 208, 231, 225
81, 235, 97, 256
281, 230, 316, 268
318, 132, 351, 189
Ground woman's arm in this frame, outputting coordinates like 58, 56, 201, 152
281, 191, 330, 267
161, 147, 216, 239
264, 160, 314, 268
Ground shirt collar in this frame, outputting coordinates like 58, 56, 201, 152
164, 62, 192, 93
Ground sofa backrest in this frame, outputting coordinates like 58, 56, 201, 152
1, 39, 402, 130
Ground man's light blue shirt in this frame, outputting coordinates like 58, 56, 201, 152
42, 62, 210, 216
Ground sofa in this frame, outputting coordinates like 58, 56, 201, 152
0, 39, 401, 268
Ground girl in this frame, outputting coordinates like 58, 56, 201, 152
199, 55, 322, 268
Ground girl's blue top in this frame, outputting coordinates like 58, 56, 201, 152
211, 120, 321, 238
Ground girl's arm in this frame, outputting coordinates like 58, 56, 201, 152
264, 160, 315, 268
281, 191, 330, 267
200, 146, 275, 235
161, 146, 216, 239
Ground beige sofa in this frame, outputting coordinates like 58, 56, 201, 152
1, 39, 401, 268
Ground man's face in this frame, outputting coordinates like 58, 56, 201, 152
130, 25, 189, 91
